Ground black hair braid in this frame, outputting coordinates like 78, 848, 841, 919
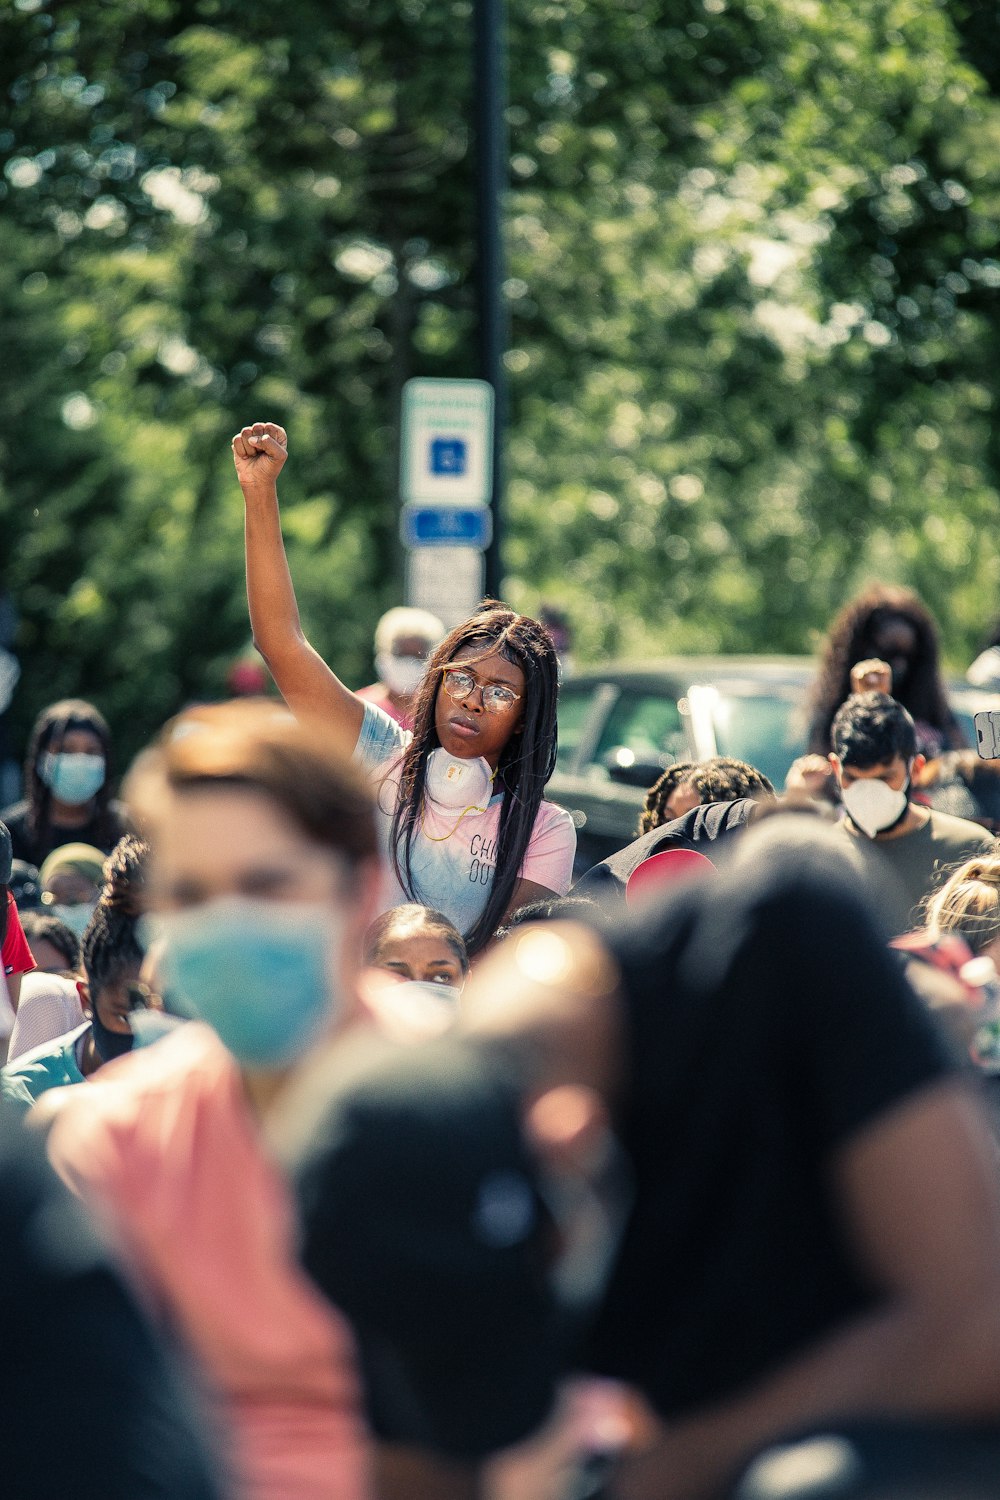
81, 835, 148, 1000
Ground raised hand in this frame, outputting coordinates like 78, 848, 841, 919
850, 657, 893, 696
232, 421, 288, 494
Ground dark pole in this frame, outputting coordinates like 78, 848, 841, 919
473, 0, 508, 599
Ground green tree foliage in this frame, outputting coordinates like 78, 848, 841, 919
1, 0, 999, 764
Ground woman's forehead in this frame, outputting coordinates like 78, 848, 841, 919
449, 641, 525, 685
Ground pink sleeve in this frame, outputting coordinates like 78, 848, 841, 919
520, 802, 577, 894
2, 894, 37, 978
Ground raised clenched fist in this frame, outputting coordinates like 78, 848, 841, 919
232, 421, 288, 493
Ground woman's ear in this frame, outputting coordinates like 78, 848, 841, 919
76, 978, 92, 1017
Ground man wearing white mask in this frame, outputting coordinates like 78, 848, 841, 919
829, 693, 993, 935
357, 607, 445, 730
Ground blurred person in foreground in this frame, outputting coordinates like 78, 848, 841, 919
1, 697, 130, 867
356, 606, 445, 730
0, 1096, 221, 1499
827, 693, 993, 936
287, 817, 1000, 1500
41, 700, 395, 1500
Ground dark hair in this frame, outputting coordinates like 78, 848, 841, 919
831, 693, 917, 768
640, 757, 774, 834
24, 699, 116, 844
19, 910, 81, 972
363, 903, 469, 976
808, 585, 958, 754
126, 700, 377, 870
81, 835, 148, 1001
493, 893, 600, 942
388, 600, 560, 955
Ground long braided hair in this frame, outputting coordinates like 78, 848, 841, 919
81, 834, 147, 1004
387, 601, 560, 955
24, 699, 116, 849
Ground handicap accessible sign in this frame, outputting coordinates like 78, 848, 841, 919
401, 378, 494, 506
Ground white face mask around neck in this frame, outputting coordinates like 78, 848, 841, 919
424, 748, 495, 810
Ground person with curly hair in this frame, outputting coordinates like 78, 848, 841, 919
807, 584, 963, 759
640, 758, 775, 835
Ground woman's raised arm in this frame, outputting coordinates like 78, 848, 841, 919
234, 421, 365, 742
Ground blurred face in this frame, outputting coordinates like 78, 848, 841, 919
391, 633, 435, 664
664, 780, 702, 821
49, 725, 104, 760
147, 784, 371, 1037
86, 963, 145, 1036
43, 870, 99, 906
29, 937, 75, 974
371, 929, 466, 988
433, 643, 526, 768
864, 615, 918, 691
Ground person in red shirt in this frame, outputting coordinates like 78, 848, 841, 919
1, 821, 36, 1010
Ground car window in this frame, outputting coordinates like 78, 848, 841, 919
707, 690, 808, 788
555, 683, 601, 770
592, 690, 685, 771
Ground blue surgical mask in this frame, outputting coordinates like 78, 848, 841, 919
49, 900, 98, 940
152, 898, 341, 1068
39, 751, 106, 806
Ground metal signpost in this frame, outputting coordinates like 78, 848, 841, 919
400, 377, 495, 627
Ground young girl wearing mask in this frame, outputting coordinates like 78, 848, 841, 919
0, 835, 147, 1107
362, 904, 468, 1042
235, 420, 575, 954
43, 701, 380, 1500
1, 699, 130, 867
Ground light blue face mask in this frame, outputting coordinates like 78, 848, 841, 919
49, 900, 98, 940
39, 751, 106, 806
151, 898, 341, 1069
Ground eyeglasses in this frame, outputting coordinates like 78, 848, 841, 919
439, 667, 521, 713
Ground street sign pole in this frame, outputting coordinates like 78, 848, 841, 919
474, 0, 508, 599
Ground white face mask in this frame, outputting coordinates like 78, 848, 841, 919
393, 979, 463, 1006
376, 651, 426, 697
840, 776, 909, 838
425, 748, 495, 810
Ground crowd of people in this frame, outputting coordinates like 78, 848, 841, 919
5, 421, 1000, 1499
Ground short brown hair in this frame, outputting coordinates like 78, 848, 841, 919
125, 700, 377, 869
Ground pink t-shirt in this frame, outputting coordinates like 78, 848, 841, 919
48, 1023, 371, 1500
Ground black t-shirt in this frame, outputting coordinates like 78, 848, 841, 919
572, 798, 757, 908
0, 797, 131, 867
0, 1102, 220, 1498
586, 855, 956, 1416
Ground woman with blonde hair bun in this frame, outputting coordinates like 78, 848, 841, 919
925, 857, 1000, 961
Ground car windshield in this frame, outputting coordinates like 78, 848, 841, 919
704, 687, 809, 789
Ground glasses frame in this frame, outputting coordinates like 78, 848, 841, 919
438, 665, 522, 714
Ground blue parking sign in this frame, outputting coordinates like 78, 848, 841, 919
429, 437, 467, 476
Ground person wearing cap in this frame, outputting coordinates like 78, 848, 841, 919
38, 841, 106, 940
289, 821, 1000, 1499
1, 819, 36, 1014
356, 607, 446, 730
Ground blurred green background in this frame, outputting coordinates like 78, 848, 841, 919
2, 0, 1000, 768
